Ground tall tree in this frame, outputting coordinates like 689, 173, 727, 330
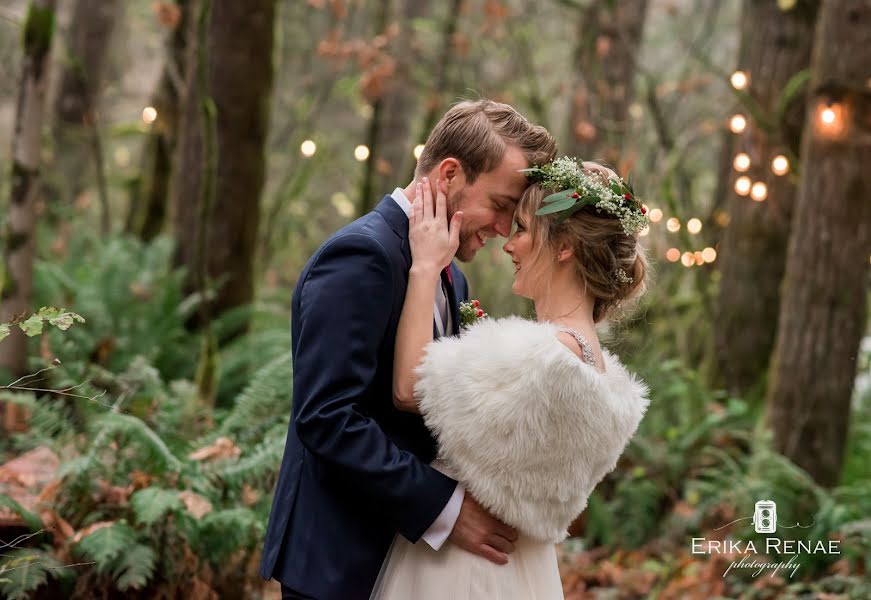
565, 0, 648, 168
1, 0, 57, 430
713, 0, 819, 397
371, 0, 430, 198
126, 0, 190, 242
171, 0, 276, 335
766, 0, 871, 488
49, 0, 121, 232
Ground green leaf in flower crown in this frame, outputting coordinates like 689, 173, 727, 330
543, 190, 574, 204
19, 315, 43, 337
518, 167, 541, 174
536, 197, 577, 215
0, 324, 9, 343
610, 181, 622, 195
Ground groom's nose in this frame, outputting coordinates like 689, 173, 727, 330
493, 214, 512, 238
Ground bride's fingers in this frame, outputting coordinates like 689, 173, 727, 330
485, 534, 515, 555
412, 183, 424, 226
449, 211, 463, 252
422, 177, 434, 220
435, 178, 447, 222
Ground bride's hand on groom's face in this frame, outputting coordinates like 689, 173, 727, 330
408, 177, 464, 275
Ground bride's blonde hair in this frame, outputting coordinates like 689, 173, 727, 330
516, 161, 649, 323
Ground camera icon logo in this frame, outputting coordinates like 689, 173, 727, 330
753, 500, 777, 533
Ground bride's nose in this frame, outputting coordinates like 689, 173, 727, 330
503, 239, 513, 254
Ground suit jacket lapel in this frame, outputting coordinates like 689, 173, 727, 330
442, 266, 460, 336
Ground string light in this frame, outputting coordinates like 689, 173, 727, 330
142, 106, 157, 124
702, 247, 717, 263
733, 153, 751, 172
815, 101, 845, 137
681, 252, 694, 267
413, 144, 425, 159
750, 181, 768, 202
687, 218, 702, 234
693, 251, 705, 266
729, 114, 747, 133
771, 155, 789, 175
354, 145, 370, 161
300, 140, 317, 157
734, 176, 752, 196
666, 248, 680, 262
730, 71, 749, 90
639, 226, 650, 237
666, 217, 681, 232
648, 208, 663, 223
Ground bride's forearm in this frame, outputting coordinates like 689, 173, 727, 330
393, 265, 441, 413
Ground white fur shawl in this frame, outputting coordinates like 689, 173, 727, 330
415, 317, 650, 543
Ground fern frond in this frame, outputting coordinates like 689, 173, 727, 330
0, 548, 64, 599
111, 543, 156, 591
0, 494, 43, 532
130, 487, 183, 526
89, 412, 182, 472
74, 521, 136, 574
219, 352, 292, 443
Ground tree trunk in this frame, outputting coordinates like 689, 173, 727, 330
1, 0, 57, 431
713, 0, 819, 397
371, 0, 430, 199
49, 0, 120, 231
127, 0, 189, 242
565, 0, 648, 168
171, 0, 275, 335
766, 0, 871, 488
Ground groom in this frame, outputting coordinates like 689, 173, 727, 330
260, 100, 556, 599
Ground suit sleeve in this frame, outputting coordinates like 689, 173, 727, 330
293, 233, 456, 542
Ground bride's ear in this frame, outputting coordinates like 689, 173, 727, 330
437, 158, 464, 188
556, 245, 574, 263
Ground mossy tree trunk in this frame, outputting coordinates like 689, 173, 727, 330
1, 0, 57, 431
565, 0, 648, 168
766, 0, 871, 488
171, 0, 276, 337
713, 0, 819, 398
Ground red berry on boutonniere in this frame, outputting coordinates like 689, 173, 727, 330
459, 300, 488, 329
641, 206, 647, 214
476, 309, 484, 317
624, 193, 632, 200
472, 300, 480, 307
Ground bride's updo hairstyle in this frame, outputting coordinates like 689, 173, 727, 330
517, 161, 649, 323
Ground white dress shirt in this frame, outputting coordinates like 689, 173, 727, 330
391, 188, 465, 550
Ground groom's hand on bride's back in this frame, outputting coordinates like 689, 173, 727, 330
449, 494, 518, 565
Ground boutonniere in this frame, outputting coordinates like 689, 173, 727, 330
459, 299, 488, 329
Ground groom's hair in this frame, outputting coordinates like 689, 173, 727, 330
415, 100, 556, 183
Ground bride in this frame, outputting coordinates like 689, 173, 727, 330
370, 157, 651, 598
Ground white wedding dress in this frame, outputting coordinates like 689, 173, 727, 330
370, 318, 650, 600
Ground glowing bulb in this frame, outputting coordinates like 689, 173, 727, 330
142, 106, 157, 124
715, 211, 731, 227
413, 144, 425, 159
702, 247, 717, 263
649, 208, 663, 223
687, 218, 702, 234
771, 155, 789, 175
733, 153, 751, 172
750, 181, 768, 202
734, 176, 752, 196
354, 145, 370, 161
694, 251, 705, 265
729, 114, 747, 133
730, 71, 749, 90
639, 226, 650, 237
666, 248, 680, 262
681, 252, 694, 267
821, 107, 835, 124
300, 140, 317, 157
666, 217, 681, 232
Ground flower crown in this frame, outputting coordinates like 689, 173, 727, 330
521, 157, 648, 236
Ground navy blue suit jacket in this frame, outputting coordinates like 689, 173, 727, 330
260, 196, 469, 599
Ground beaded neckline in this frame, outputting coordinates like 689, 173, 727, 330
557, 326, 599, 371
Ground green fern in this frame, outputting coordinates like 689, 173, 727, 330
88, 412, 182, 473
74, 521, 136, 574
110, 543, 156, 591
130, 487, 183, 526
0, 548, 65, 599
218, 352, 292, 443
0, 494, 43, 533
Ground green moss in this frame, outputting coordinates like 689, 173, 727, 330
22, 3, 55, 60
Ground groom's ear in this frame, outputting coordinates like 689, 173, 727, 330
437, 158, 464, 187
